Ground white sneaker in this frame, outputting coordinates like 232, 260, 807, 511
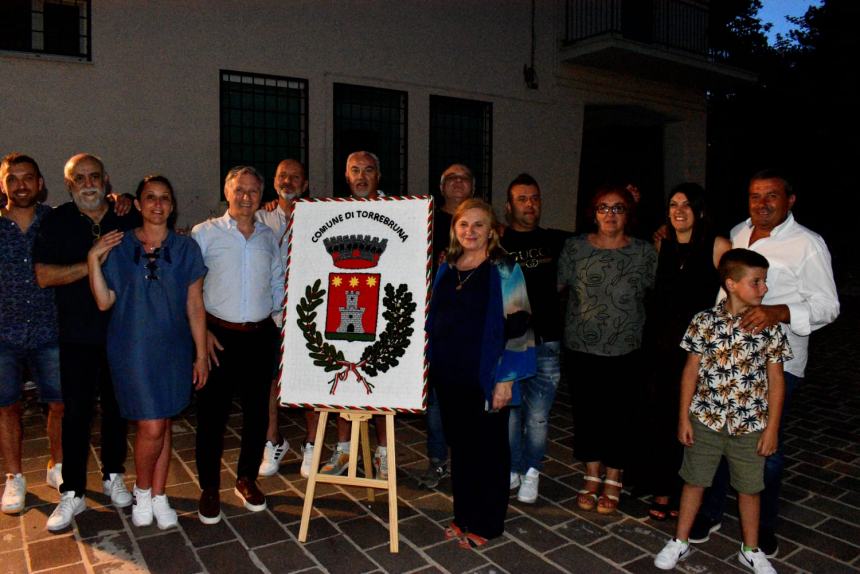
655, 538, 691, 570
510, 472, 521, 490
131, 486, 153, 527
738, 545, 777, 574
46, 463, 63, 491
300, 442, 315, 478
152, 494, 178, 530
517, 467, 540, 504
373, 446, 388, 480
103, 473, 132, 508
259, 438, 290, 477
46, 491, 86, 531
1, 473, 26, 514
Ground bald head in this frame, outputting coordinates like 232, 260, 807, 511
439, 163, 474, 213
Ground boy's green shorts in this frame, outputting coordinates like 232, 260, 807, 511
679, 416, 766, 494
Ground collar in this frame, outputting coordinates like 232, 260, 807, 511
220, 210, 264, 232
743, 211, 796, 238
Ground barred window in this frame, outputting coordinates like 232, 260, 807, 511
220, 70, 309, 201
333, 83, 408, 197
429, 96, 493, 202
0, 0, 91, 60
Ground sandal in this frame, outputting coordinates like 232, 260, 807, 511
459, 531, 489, 549
649, 500, 670, 521
597, 478, 622, 515
444, 522, 465, 541
576, 475, 602, 511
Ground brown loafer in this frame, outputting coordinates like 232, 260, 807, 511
234, 477, 266, 512
198, 488, 222, 525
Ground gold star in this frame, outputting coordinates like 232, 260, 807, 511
349, 276, 359, 288
332, 276, 342, 287
366, 276, 377, 287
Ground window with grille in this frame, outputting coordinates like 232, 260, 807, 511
429, 95, 493, 202
220, 70, 309, 202
333, 83, 408, 197
0, 0, 91, 60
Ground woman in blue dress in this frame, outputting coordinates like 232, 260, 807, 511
88, 175, 208, 529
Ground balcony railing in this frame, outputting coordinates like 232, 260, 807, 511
564, 0, 709, 57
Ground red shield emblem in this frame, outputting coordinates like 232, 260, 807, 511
324, 272, 380, 342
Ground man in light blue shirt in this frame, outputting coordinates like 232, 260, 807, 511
191, 166, 284, 525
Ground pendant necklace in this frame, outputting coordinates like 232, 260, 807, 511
456, 268, 477, 291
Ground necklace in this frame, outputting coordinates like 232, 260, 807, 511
455, 268, 478, 291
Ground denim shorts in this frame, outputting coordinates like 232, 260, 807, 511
0, 342, 62, 406
680, 416, 765, 494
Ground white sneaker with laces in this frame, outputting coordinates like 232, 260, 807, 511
131, 485, 153, 527
738, 545, 777, 574
1, 473, 26, 514
654, 538, 691, 570
103, 473, 132, 508
46, 491, 86, 531
152, 494, 178, 530
374, 446, 388, 480
300, 442, 315, 478
259, 438, 290, 477
46, 463, 63, 491
517, 467, 540, 503
510, 472, 521, 490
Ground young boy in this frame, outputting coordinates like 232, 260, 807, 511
654, 249, 792, 573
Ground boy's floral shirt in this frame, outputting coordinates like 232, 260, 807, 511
681, 300, 792, 435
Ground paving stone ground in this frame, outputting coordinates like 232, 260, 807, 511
2, 282, 857, 573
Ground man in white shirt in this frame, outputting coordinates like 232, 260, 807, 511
689, 169, 839, 556
255, 159, 317, 478
191, 166, 284, 525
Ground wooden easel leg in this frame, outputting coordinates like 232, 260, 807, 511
298, 409, 329, 542
386, 413, 399, 552
360, 419, 374, 502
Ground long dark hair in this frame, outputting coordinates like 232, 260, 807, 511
135, 174, 178, 229
666, 182, 708, 246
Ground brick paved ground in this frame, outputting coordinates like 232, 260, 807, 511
2, 286, 858, 573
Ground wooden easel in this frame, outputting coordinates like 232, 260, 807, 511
298, 408, 399, 552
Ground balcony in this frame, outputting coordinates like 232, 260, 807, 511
561, 0, 753, 88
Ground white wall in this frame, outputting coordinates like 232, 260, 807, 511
0, 0, 707, 231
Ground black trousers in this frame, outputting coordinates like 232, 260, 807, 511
436, 382, 510, 539
567, 349, 640, 471
195, 321, 275, 490
59, 342, 128, 495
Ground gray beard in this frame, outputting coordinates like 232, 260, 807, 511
72, 188, 106, 212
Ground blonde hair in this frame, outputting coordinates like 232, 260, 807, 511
445, 198, 505, 265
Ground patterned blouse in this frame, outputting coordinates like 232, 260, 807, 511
681, 300, 793, 436
558, 235, 656, 356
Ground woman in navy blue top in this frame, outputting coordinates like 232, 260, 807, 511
88, 175, 208, 530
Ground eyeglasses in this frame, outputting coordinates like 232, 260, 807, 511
596, 204, 627, 215
144, 249, 160, 281
443, 174, 471, 183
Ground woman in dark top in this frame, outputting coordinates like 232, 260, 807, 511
428, 198, 534, 547
641, 182, 730, 520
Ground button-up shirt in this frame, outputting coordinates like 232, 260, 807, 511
255, 205, 290, 269
0, 204, 58, 349
682, 300, 793, 436
730, 212, 839, 377
191, 211, 284, 324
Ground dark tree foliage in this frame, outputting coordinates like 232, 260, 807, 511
706, 0, 859, 267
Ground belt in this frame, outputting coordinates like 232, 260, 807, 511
206, 312, 271, 333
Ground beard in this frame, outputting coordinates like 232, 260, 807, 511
277, 187, 299, 201
72, 186, 106, 212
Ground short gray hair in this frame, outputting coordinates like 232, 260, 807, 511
224, 165, 265, 192
64, 153, 105, 181
346, 151, 380, 174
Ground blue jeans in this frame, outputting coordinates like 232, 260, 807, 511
509, 341, 561, 474
425, 385, 448, 462
697, 371, 800, 534
0, 342, 62, 407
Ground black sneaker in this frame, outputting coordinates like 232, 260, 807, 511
758, 530, 779, 558
416, 459, 449, 489
688, 514, 721, 543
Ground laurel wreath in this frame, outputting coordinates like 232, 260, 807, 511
296, 279, 415, 394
